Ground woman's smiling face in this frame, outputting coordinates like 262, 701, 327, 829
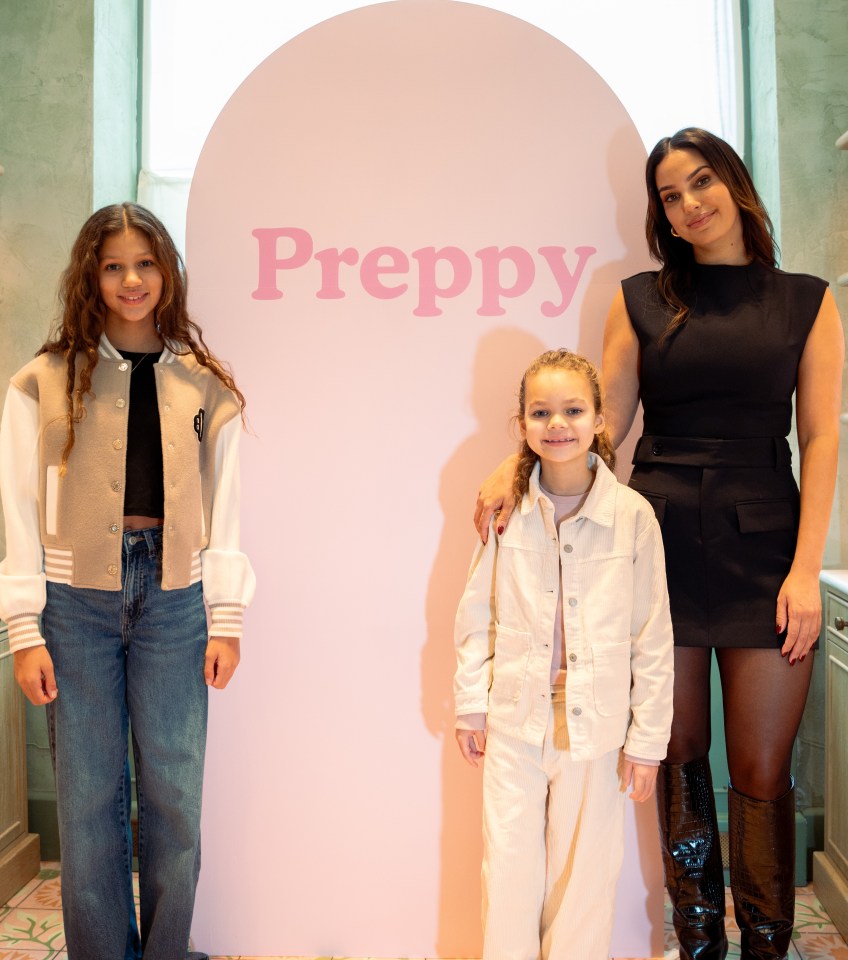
655, 147, 745, 262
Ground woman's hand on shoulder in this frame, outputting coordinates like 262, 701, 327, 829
205, 635, 241, 689
777, 568, 821, 662
474, 453, 519, 542
13, 646, 58, 705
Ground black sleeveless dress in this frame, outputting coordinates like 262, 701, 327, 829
621, 261, 827, 647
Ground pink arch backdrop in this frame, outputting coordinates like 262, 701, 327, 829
186, 2, 657, 955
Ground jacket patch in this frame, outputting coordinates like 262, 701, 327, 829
194, 408, 205, 442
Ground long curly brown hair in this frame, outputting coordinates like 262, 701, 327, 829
645, 127, 777, 343
513, 349, 615, 501
40, 203, 246, 472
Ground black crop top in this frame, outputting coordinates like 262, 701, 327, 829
118, 350, 165, 517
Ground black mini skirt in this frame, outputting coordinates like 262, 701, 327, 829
629, 435, 804, 649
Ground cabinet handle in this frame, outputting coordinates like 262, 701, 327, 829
835, 617, 847, 631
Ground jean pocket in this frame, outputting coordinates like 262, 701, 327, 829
736, 499, 795, 533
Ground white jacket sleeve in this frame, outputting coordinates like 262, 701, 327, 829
453, 527, 498, 719
623, 512, 674, 761
0, 385, 47, 651
201, 414, 256, 640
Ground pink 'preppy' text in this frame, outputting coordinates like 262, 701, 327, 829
251, 227, 597, 317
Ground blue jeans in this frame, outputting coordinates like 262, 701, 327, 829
44, 527, 208, 960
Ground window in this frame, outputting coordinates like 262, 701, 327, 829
142, 0, 743, 251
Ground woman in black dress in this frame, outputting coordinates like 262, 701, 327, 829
475, 129, 843, 960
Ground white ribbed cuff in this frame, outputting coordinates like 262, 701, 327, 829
208, 603, 245, 640
6, 613, 46, 653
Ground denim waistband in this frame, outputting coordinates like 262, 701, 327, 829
633, 435, 791, 469
122, 525, 163, 555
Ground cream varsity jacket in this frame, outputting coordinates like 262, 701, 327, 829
454, 457, 674, 762
0, 336, 255, 652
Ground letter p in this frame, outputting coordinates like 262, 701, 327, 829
252, 227, 314, 300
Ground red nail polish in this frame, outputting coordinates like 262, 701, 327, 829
799, 654, 806, 662
789, 658, 796, 666
497, 526, 504, 535
775, 624, 782, 634
781, 650, 787, 658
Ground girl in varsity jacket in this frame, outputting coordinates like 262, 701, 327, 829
0, 203, 255, 960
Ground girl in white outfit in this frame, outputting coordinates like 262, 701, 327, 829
454, 348, 674, 960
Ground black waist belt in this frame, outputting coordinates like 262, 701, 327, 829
633, 435, 791, 468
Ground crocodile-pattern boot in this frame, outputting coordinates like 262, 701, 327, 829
728, 780, 795, 960
657, 757, 729, 960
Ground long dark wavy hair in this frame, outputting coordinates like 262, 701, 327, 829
40, 203, 246, 472
513, 349, 615, 501
645, 127, 777, 342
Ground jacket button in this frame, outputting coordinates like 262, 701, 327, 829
118, 361, 129, 372
116, 398, 126, 408
569, 653, 577, 662
568, 597, 577, 607
572, 706, 582, 716
168, 442, 175, 451
563, 544, 573, 553
107, 563, 118, 576
651, 441, 664, 455
111, 480, 121, 492
110, 523, 119, 533
112, 439, 123, 450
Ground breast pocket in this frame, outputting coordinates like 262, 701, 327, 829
591, 643, 632, 716
490, 624, 532, 704
736, 499, 795, 534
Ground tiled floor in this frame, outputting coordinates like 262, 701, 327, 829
1, 864, 846, 959
662, 887, 848, 960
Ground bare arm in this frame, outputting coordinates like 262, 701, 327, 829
778, 288, 844, 659
601, 288, 641, 448
473, 453, 519, 542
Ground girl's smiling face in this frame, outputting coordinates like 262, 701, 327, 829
99, 228, 164, 337
521, 368, 604, 478
655, 147, 745, 262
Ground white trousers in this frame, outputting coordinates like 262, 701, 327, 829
481, 688, 626, 960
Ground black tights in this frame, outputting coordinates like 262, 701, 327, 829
665, 646, 814, 801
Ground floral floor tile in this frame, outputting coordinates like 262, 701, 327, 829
794, 896, 839, 935
14, 881, 62, 915
0, 906, 65, 954
793, 933, 848, 960
0, 950, 61, 959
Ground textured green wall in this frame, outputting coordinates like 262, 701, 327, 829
0, 0, 139, 857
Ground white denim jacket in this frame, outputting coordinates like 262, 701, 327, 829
454, 456, 674, 761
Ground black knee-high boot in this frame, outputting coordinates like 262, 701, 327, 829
728, 780, 795, 960
657, 757, 729, 960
